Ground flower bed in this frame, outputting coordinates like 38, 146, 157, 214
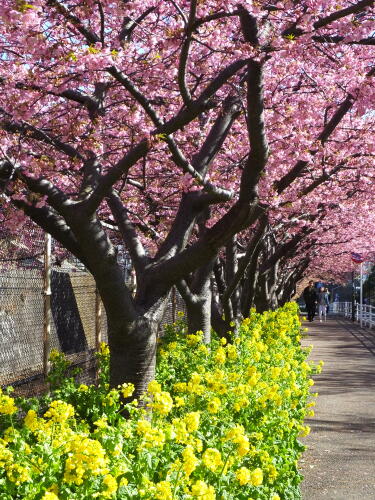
0, 302, 321, 499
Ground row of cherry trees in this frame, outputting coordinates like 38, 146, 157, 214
0, 0, 374, 395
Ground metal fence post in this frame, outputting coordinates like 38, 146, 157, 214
43, 233, 52, 379
95, 287, 102, 351
172, 286, 177, 323
95, 287, 102, 383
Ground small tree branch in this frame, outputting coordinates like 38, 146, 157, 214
194, 9, 241, 29
282, 0, 373, 38
47, 0, 100, 44
155, 97, 242, 262
313, 0, 374, 30
168, 0, 188, 25
178, 0, 198, 105
107, 66, 163, 126
97, 0, 105, 47
312, 35, 375, 45
274, 93, 355, 194
0, 113, 84, 161
119, 7, 156, 43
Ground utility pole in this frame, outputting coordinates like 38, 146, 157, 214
360, 262, 363, 328
351, 270, 355, 322
43, 233, 52, 378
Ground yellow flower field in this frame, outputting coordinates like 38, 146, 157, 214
0, 303, 320, 499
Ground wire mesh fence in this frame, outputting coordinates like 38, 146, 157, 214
0, 225, 185, 397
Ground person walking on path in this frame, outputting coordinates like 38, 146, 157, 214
303, 281, 318, 322
317, 286, 330, 322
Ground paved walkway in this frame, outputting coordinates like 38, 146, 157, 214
300, 317, 375, 499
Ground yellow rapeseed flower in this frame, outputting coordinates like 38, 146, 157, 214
214, 347, 226, 364
0, 393, 17, 415
6, 463, 31, 485
41, 492, 59, 500
149, 391, 173, 415
184, 412, 200, 432
182, 445, 199, 477
202, 448, 223, 472
120, 382, 135, 398
190, 480, 216, 499
236, 466, 251, 485
44, 400, 74, 423
102, 474, 118, 497
155, 480, 173, 499
250, 467, 263, 486
207, 397, 221, 414
148, 380, 162, 394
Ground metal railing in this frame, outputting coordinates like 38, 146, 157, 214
332, 301, 375, 329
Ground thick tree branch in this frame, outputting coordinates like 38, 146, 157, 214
155, 97, 242, 261
82, 139, 149, 214
194, 9, 241, 29
149, 201, 264, 287
107, 192, 149, 274
109, 66, 237, 200
237, 4, 259, 46
222, 217, 267, 304
176, 279, 198, 305
157, 58, 249, 135
318, 94, 355, 144
260, 228, 313, 274
240, 59, 269, 202
12, 199, 90, 269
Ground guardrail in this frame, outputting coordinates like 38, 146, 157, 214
332, 301, 375, 329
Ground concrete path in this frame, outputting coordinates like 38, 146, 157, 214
300, 317, 375, 500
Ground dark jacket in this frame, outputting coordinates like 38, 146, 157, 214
303, 286, 317, 305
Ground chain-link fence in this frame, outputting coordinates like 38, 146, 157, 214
0, 225, 185, 397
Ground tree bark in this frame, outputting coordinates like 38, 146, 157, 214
177, 259, 214, 343
186, 293, 212, 342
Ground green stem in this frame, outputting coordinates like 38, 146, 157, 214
172, 463, 183, 499
9, 414, 15, 432
217, 448, 232, 493
22, 454, 44, 474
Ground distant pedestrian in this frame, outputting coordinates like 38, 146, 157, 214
303, 281, 317, 322
317, 286, 330, 322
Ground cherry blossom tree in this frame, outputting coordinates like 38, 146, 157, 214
0, 0, 373, 394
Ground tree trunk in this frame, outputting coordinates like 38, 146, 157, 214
186, 292, 212, 342
107, 315, 158, 400
254, 273, 271, 313
177, 258, 214, 343
226, 236, 241, 321
211, 296, 231, 341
